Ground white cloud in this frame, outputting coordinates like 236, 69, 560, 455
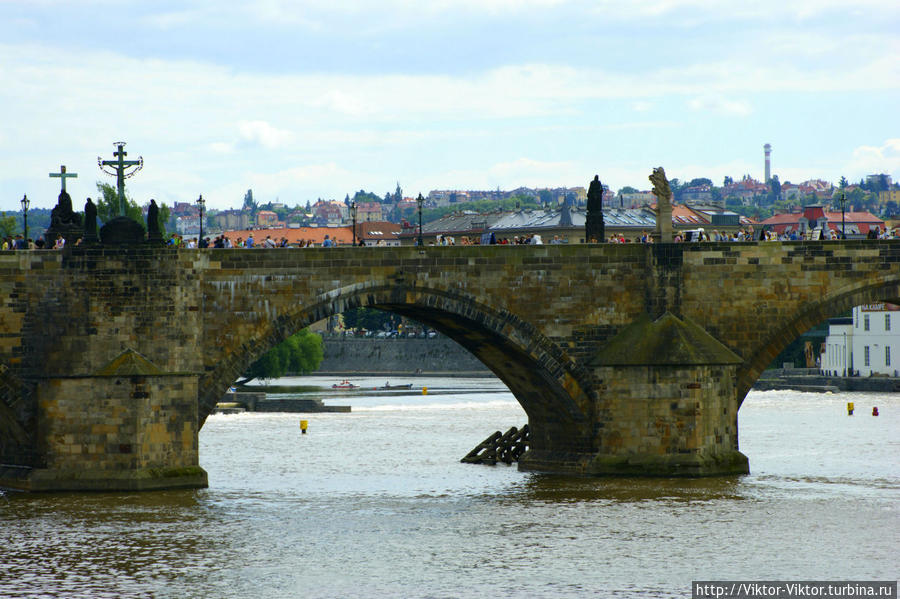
687, 96, 753, 117
1, 0, 898, 211
848, 139, 900, 178
631, 101, 653, 113
237, 121, 294, 149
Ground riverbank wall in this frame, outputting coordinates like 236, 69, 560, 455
315, 336, 492, 376
216, 392, 351, 414
753, 368, 900, 392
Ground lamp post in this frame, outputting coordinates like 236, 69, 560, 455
350, 201, 357, 246
838, 191, 846, 239
20, 194, 29, 245
416, 193, 424, 247
196, 194, 205, 247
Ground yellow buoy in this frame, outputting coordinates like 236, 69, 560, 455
422, 386, 428, 395
847, 402, 854, 416
300, 419, 308, 434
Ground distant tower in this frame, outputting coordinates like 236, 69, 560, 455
764, 143, 772, 183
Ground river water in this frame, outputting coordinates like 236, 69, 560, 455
1, 376, 897, 598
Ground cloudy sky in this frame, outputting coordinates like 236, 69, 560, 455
1, 0, 898, 211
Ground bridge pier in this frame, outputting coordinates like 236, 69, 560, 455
1, 351, 207, 492
582, 313, 749, 477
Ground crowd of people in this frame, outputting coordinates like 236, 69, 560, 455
5, 226, 895, 251
601, 226, 896, 244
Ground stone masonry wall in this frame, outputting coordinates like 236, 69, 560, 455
1, 241, 898, 483
317, 337, 490, 374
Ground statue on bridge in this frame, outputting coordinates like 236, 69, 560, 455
585, 175, 605, 243
45, 190, 83, 247
83, 198, 99, 244
649, 167, 673, 243
147, 199, 163, 244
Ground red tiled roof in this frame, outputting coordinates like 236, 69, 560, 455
760, 210, 884, 234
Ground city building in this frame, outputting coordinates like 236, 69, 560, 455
681, 184, 714, 205
760, 204, 884, 238
312, 201, 345, 226
356, 202, 383, 223
356, 221, 402, 246
213, 209, 252, 231
256, 210, 281, 227
877, 189, 900, 206
723, 176, 768, 204
866, 174, 893, 189
618, 191, 656, 208
820, 303, 899, 377
395, 203, 753, 245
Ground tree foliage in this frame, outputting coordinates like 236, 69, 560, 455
351, 189, 382, 205
94, 182, 170, 234
241, 329, 324, 383
95, 182, 145, 229
342, 307, 394, 331
0, 213, 18, 238
243, 189, 257, 213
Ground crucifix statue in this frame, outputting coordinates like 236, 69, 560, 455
49, 165, 78, 193
98, 142, 143, 217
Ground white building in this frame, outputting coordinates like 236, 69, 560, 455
820, 303, 899, 377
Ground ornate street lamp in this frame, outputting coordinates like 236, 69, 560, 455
416, 193, 424, 247
350, 201, 357, 246
196, 194, 205, 246
20, 194, 29, 244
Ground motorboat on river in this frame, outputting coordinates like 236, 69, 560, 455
332, 380, 359, 389
377, 382, 414, 390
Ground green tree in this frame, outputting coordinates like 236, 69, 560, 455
94, 182, 171, 234
352, 190, 382, 204
687, 178, 713, 187
95, 181, 144, 226
767, 175, 782, 205
342, 307, 393, 331
243, 189, 257, 213
839, 176, 848, 189
538, 189, 553, 206
238, 329, 324, 384
0, 212, 17, 238
617, 186, 639, 195
723, 176, 734, 186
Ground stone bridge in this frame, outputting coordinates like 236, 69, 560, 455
1, 241, 898, 491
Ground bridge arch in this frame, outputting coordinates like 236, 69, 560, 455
738, 276, 900, 402
199, 280, 595, 446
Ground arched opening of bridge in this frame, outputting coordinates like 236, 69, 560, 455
737, 282, 900, 402
734, 283, 900, 478
738, 285, 900, 480
199, 283, 596, 475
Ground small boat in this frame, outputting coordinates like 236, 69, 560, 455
332, 380, 358, 389
377, 382, 413, 390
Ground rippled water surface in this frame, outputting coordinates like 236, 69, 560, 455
2, 378, 897, 598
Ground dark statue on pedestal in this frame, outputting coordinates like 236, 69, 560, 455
146, 199, 164, 244
585, 175, 605, 243
83, 198, 99, 244
45, 190, 83, 247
